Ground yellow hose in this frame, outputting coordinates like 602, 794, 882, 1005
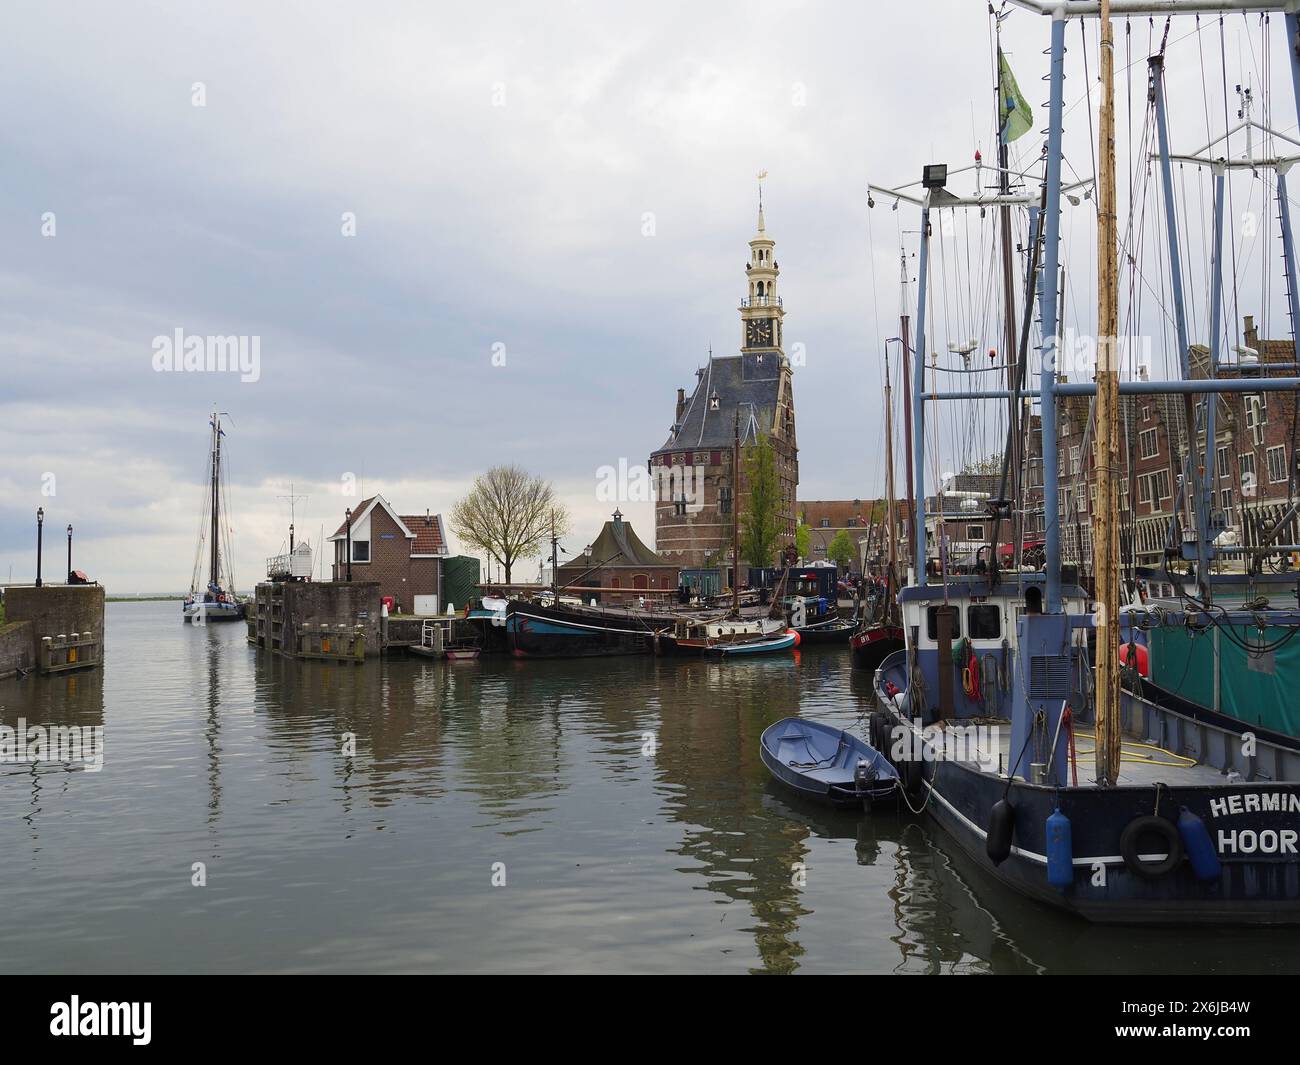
1071, 729, 1197, 768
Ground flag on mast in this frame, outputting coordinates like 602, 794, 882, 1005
997, 48, 1032, 144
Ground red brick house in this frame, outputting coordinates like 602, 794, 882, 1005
328, 495, 449, 613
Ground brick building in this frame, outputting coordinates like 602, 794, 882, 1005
328, 495, 449, 613
797, 498, 912, 571
1053, 315, 1299, 570
556, 510, 678, 605
650, 202, 798, 569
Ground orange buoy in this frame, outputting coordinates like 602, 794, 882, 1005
788, 629, 801, 648
1118, 641, 1149, 677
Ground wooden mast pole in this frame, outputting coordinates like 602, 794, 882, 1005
1095, 0, 1122, 786
884, 342, 899, 603
732, 408, 741, 618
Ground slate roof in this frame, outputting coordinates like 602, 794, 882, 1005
655, 352, 783, 454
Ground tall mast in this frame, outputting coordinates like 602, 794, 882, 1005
732, 408, 741, 617
883, 341, 899, 600
1095, 0, 1122, 786
210, 413, 221, 590
900, 252, 916, 572
996, 17, 1021, 569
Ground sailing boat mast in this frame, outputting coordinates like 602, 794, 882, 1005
210, 412, 222, 590
995, 15, 1021, 570
732, 408, 741, 618
1094, 0, 1122, 786
883, 341, 899, 602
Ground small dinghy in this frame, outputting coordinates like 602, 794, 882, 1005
760, 717, 899, 809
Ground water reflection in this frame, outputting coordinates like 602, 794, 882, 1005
5, 605, 1300, 972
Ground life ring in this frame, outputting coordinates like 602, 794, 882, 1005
1119, 815, 1184, 878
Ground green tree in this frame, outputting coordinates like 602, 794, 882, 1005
449, 465, 570, 584
827, 529, 856, 570
740, 435, 782, 567
795, 520, 810, 561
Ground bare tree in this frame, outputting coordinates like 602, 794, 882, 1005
449, 466, 570, 584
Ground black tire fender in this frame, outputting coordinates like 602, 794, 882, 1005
1119, 815, 1184, 878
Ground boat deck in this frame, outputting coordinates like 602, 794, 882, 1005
918, 718, 1235, 790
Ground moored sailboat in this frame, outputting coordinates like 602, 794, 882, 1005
183, 413, 246, 623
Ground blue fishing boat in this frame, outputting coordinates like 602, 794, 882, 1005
760, 717, 899, 808
863, 0, 1300, 923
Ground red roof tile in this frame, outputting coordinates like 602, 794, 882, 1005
400, 514, 446, 555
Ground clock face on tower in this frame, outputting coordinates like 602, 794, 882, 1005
746, 317, 773, 347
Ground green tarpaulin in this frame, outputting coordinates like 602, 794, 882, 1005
1150, 623, 1300, 735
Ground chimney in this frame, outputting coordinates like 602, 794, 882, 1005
425, 508, 432, 526
1244, 315, 1258, 349
676, 388, 686, 422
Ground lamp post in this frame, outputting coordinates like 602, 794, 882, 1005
35, 508, 44, 587
344, 508, 353, 582
67, 524, 73, 583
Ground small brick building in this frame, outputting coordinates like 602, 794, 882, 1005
328, 495, 449, 614
557, 510, 678, 605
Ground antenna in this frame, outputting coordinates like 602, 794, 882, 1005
278, 482, 309, 528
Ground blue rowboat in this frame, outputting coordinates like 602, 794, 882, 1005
711, 630, 798, 656
760, 717, 900, 809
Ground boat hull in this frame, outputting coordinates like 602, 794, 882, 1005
505, 602, 660, 658
873, 651, 1300, 924
183, 600, 246, 623
850, 624, 904, 670
791, 621, 854, 647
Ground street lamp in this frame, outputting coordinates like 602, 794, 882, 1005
344, 508, 353, 582
35, 507, 45, 587
67, 524, 73, 583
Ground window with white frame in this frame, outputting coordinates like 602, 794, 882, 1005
966, 524, 984, 541
1139, 428, 1159, 459
1267, 445, 1288, 484
1217, 445, 1229, 480
1246, 395, 1267, 446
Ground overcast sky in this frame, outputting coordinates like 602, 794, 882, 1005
2, 1, 1293, 591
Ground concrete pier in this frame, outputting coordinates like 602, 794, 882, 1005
0, 586, 105, 679
247, 581, 380, 660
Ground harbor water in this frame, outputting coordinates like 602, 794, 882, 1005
1, 600, 1299, 974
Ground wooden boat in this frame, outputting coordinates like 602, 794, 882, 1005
792, 616, 855, 647
760, 717, 899, 808
849, 622, 904, 670
711, 630, 798, 656
655, 614, 789, 655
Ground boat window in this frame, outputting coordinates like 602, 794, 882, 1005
925, 606, 960, 641
967, 604, 1001, 640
